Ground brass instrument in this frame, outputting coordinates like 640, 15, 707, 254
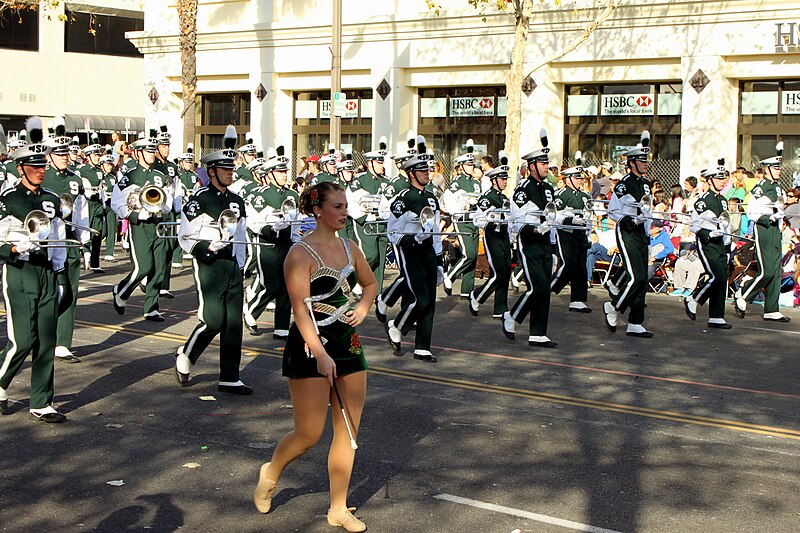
389, 206, 472, 236
519, 202, 587, 230
715, 211, 754, 242
1, 210, 83, 248
167, 209, 274, 247
265, 197, 306, 226
57, 194, 101, 235
127, 184, 167, 214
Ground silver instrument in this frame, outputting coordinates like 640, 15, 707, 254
389, 206, 472, 236
2, 210, 83, 248
57, 194, 101, 235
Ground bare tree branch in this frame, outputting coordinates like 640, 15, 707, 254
524, 0, 620, 78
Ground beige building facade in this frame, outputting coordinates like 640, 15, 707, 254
0, 0, 145, 145
130, 0, 800, 183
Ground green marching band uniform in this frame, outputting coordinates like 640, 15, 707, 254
0, 118, 71, 422
311, 146, 340, 186
171, 144, 200, 265
43, 120, 91, 360
151, 125, 182, 298
385, 136, 443, 363
230, 132, 260, 280
110, 136, 174, 321
335, 153, 358, 241
283, 238, 367, 378
346, 136, 392, 290
468, 151, 512, 319
603, 130, 655, 338
243, 145, 301, 338
1, 129, 26, 190
75, 134, 106, 272
503, 129, 559, 348
684, 159, 733, 329
99, 149, 118, 260
374, 137, 417, 323
174, 136, 252, 395
441, 139, 482, 298
735, 142, 791, 322
551, 153, 592, 313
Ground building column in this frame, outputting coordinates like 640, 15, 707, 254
370, 43, 416, 156
519, 66, 564, 164
680, 56, 739, 180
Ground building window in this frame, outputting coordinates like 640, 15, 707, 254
418, 86, 507, 181
0, 6, 39, 51
292, 90, 373, 174
196, 93, 251, 153
64, 10, 143, 57
739, 81, 800, 177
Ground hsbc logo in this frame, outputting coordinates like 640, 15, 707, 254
601, 93, 655, 116
345, 101, 357, 111
450, 96, 496, 117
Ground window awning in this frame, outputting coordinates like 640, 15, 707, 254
65, 114, 145, 134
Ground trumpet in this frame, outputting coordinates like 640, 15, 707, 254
173, 209, 275, 247
1, 210, 83, 248
57, 194, 101, 235
127, 184, 167, 214
389, 207, 472, 236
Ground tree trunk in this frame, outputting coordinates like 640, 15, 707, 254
177, 0, 198, 153
504, 0, 532, 192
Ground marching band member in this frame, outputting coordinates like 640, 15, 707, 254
174, 145, 252, 394
374, 137, 417, 323
735, 142, 791, 322
110, 135, 173, 322
684, 161, 733, 329
243, 146, 301, 338
170, 143, 200, 266
313, 145, 340, 185
76, 134, 106, 273
603, 130, 655, 338
229, 131, 258, 195
441, 139, 481, 298
152, 123, 182, 297
346, 137, 391, 289
503, 129, 558, 348
551, 152, 592, 313
44, 119, 90, 362
336, 150, 358, 241
99, 148, 118, 261
0, 119, 71, 421
385, 136, 443, 362
468, 151, 512, 318
2, 130, 27, 191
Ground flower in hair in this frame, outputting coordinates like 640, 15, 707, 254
309, 188, 320, 206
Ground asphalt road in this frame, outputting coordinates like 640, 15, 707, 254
1, 255, 798, 533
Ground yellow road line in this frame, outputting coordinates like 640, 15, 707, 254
75, 319, 800, 441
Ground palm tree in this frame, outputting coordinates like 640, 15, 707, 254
177, 0, 198, 151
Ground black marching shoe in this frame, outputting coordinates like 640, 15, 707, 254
763, 316, 791, 323
218, 383, 253, 395
91, 267, 105, 274
468, 293, 479, 317
708, 322, 733, 329
413, 350, 438, 363
568, 307, 592, 314
246, 323, 259, 335
386, 321, 403, 353
30, 411, 67, 423
528, 339, 558, 348
626, 331, 655, 338
683, 298, 696, 321
1, 399, 7, 415
501, 312, 516, 340
160, 290, 175, 299
144, 312, 165, 323
375, 297, 387, 324
112, 286, 125, 316
174, 349, 190, 387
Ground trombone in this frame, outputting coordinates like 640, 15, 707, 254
263, 198, 307, 227
2, 210, 83, 248
164, 209, 274, 247
58, 194, 101, 235
715, 210, 754, 242
388, 207, 472, 236
517, 202, 588, 231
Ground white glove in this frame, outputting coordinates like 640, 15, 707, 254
571, 215, 585, 226
633, 215, 647, 225
208, 239, 231, 252
15, 240, 40, 254
770, 212, 783, 222
137, 210, 150, 221
57, 285, 65, 303
536, 223, 550, 235
709, 230, 723, 238
414, 231, 431, 243
436, 266, 444, 286
272, 219, 290, 231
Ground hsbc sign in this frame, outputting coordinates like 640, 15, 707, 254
321, 99, 359, 119
601, 93, 654, 116
450, 97, 495, 117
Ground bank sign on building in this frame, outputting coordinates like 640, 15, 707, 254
128, 0, 800, 183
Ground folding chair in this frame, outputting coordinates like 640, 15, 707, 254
649, 253, 677, 293
592, 251, 621, 287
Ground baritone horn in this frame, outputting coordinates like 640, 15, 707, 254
127, 184, 167, 214
389, 206, 472, 236
176, 209, 274, 247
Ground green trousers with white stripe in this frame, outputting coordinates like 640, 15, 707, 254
0, 260, 58, 409
472, 228, 511, 315
739, 221, 781, 314
612, 223, 648, 325
694, 237, 727, 320
103, 207, 117, 257
56, 249, 80, 348
354, 221, 387, 290
245, 242, 291, 330
446, 220, 479, 295
114, 222, 161, 314
183, 258, 244, 382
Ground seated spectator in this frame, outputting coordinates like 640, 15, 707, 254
725, 169, 747, 202
671, 246, 705, 296
648, 220, 677, 279
591, 162, 613, 198
727, 197, 743, 236
587, 229, 621, 284
784, 188, 800, 231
